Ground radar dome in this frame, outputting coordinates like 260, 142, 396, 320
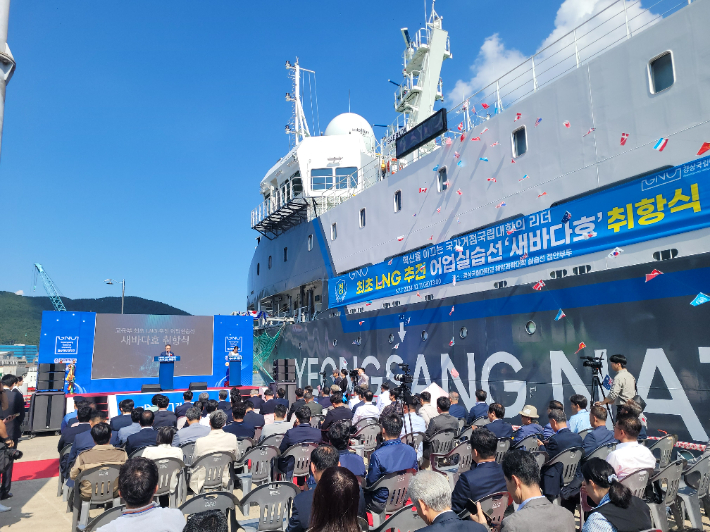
324, 113, 376, 154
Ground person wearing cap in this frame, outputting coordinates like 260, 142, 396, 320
512, 405, 544, 447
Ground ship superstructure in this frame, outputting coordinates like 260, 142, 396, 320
247, 0, 710, 444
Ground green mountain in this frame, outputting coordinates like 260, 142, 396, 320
0, 291, 190, 347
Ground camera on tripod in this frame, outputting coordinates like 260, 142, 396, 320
393, 363, 413, 384
580, 355, 603, 370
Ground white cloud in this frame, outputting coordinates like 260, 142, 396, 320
14, 290, 23, 296
447, 0, 660, 107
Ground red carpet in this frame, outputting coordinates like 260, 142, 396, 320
12, 458, 59, 481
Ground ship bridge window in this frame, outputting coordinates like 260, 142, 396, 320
512, 126, 527, 157
331, 223, 337, 240
649, 52, 675, 94
359, 208, 366, 228
394, 190, 402, 212
291, 172, 303, 195
308, 234, 313, 251
312, 167, 358, 191
437, 167, 448, 192
311, 168, 333, 190
336, 167, 358, 188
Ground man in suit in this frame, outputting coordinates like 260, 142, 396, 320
493, 450, 574, 532
277, 406, 322, 478
61, 398, 88, 432
328, 421, 366, 477
171, 407, 210, 447
223, 403, 255, 438
538, 409, 583, 501
286, 445, 367, 532
260, 389, 277, 415
125, 410, 158, 456
244, 400, 265, 428
467, 389, 489, 424
216, 390, 233, 418
175, 390, 193, 418
153, 395, 177, 429
349, 387, 366, 414
248, 389, 264, 411
512, 405, 544, 447
57, 405, 93, 453
316, 387, 332, 409
275, 388, 289, 409
409, 470, 487, 532
303, 391, 323, 417
287, 388, 305, 421
451, 428, 507, 514
448, 392, 467, 420
110, 400, 134, 432
423, 397, 459, 461
542, 400, 564, 440
0, 375, 24, 501
484, 403, 514, 439
320, 392, 353, 433
118, 407, 144, 444
583, 405, 617, 457
5, 375, 25, 445
190, 410, 238, 492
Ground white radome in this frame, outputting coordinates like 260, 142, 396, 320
324, 112, 376, 153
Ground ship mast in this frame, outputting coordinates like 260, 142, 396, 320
285, 58, 313, 147
0, 0, 15, 159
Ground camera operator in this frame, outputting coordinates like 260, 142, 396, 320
595, 354, 636, 416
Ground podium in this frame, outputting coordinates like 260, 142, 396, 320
228, 354, 242, 386
154, 355, 180, 391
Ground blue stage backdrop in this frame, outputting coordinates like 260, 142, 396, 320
38, 312, 253, 393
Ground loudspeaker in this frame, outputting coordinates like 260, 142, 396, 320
28, 391, 65, 433
38, 363, 67, 373
189, 382, 208, 391
272, 359, 297, 381
276, 381, 298, 404
141, 384, 162, 393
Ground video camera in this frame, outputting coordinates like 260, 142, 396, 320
580, 355, 604, 370
393, 362, 413, 384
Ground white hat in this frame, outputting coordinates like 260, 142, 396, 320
519, 405, 539, 419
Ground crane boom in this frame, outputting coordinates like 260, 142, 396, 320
33, 263, 67, 311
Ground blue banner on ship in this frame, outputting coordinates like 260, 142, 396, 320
330, 156, 710, 306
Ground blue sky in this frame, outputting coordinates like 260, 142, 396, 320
0, 0, 638, 315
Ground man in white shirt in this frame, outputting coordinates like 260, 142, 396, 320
376, 383, 392, 413
259, 404, 293, 442
357, 368, 369, 389
400, 396, 426, 460
418, 391, 438, 428
352, 391, 379, 425
606, 414, 656, 479
190, 410, 238, 492
568, 394, 592, 433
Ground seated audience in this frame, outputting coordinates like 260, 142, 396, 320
146, 394, 160, 413
196, 392, 210, 410
142, 426, 183, 493
484, 403, 514, 439
467, 389, 489, 424
375, 383, 391, 413
190, 410, 238, 492
400, 395, 427, 460
379, 388, 403, 419
96, 458, 186, 532
617, 399, 648, 440
424, 396, 459, 461
304, 391, 324, 417
418, 391, 438, 427
61, 398, 88, 432
229, 387, 243, 406
110, 400, 134, 432
223, 403, 256, 438
260, 389, 277, 415
118, 407, 144, 445
216, 389, 233, 421
70, 423, 127, 500
199, 399, 219, 426
448, 391, 467, 420
605, 415, 655, 479
174, 390, 193, 418
152, 395, 177, 429
365, 414, 418, 512
308, 466, 363, 532
351, 390, 379, 425
317, 387, 332, 409
451, 428, 507, 514
328, 420, 366, 477
539, 409, 583, 502
248, 389, 264, 411
349, 386, 366, 413
320, 392, 353, 433
66, 411, 119, 479
277, 406, 322, 478
512, 405, 544, 446
583, 406, 617, 457
58, 405, 93, 452
275, 388, 289, 408
287, 446, 367, 532
542, 400, 564, 440
244, 400, 266, 428
259, 404, 292, 441
568, 394, 592, 434
171, 407, 210, 447
287, 388, 306, 421
410, 470, 487, 532
125, 410, 158, 456
582, 457, 653, 532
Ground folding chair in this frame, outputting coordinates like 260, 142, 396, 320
457, 426, 473, 442
235, 445, 280, 494
236, 437, 254, 462
494, 438, 511, 464
153, 457, 186, 507
190, 451, 236, 494
457, 418, 465, 431
358, 515, 370, 532
176, 416, 187, 430
478, 491, 512, 532
70, 464, 122, 531
83, 505, 125, 532
180, 441, 196, 467
620, 468, 655, 498
473, 416, 490, 427
647, 435, 678, 469
578, 428, 592, 440
431, 441, 473, 490
253, 426, 263, 442
531, 450, 549, 470
180, 491, 241, 532
371, 504, 425, 532
277, 442, 318, 482
353, 417, 379, 432
673, 454, 710, 530
310, 414, 325, 428
260, 433, 285, 448
401, 431, 425, 449
352, 424, 380, 458
58, 444, 72, 498
238, 481, 299, 532
363, 469, 416, 527
647, 460, 683, 532
584, 442, 616, 461
428, 429, 457, 457
511, 434, 540, 452
541, 447, 583, 505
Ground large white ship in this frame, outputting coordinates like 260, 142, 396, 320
247, 0, 710, 443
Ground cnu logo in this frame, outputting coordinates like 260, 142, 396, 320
348, 267, 369, 280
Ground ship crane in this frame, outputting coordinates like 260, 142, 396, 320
33, 263, 67, 311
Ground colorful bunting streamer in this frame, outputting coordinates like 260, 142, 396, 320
533, 280, 546, 291
449, 306, 455, 315
481, 103, 490, 109
490, 142, 500, 147
397, 235, 405, 241
514, 112, 522, 122
519, 174, 529, 181
535, 117, 542, 127
691, 293, 710, 306
457, 122, 463, 131
419, 187, 428, 193
555, 309, 566, 321
620, 133, 629, 146
608, 247, 623, 258
561, 211, 572, 223
487, 178, 497, 183
645, 269, 663, 282
698, 142, 710, 156
449, 337, 455, 346
471, 136, 481, 141
456, 189, 463, 195
574, 342, 587, 354
433, 165, 440, 171
479, 157, 489, 162
495, 201, 506, 208
563, 120, 571, 128
538, 192, 547, 198
653, 138, 668, 152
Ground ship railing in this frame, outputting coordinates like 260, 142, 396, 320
447, 0, 690, 126
250, 183, 305, 228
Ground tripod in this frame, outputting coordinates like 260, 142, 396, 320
590, 368, 614, 423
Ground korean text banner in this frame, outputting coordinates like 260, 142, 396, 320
330, 156, 710, 306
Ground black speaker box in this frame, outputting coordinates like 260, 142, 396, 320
189, 382, 208, 391
38, 363, 66, 373
141, 384, 162, 393
275, 381, 298, 404
273, 359, 296, 368
28, 391, 66, 433
36, 378, 65, 391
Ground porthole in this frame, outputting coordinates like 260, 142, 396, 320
494, 281, 508, 289
388, 333, 395, 344
512, 126, 527, 157
268, 256, 272, 269
383, 303, 391, 309
284, 247, 288, 262
549, 269, 567, 279
331, 223, 337, 240
525, 320, 537, 335
394, 190, 402, 212
359, 208, 366, 228
425, 294, 434, 301
649, 51, 675, 94
460, 327, 468, 339
307, 234, 313, 251
392, 301, 401, 307
332, 339, 338, 347
573, 265, 592, 275
653, 249, 678, 261
421, 331, 428, 341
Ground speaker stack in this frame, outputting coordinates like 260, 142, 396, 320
29, 363, 67, 433
36, 363, 66, 391
273, 359, 297, 404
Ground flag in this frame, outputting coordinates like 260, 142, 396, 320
555, 309, 566, 321
620, 133, 629, 146
479, 157, 489, 162
453, 275, 456, 286
495, 201, 506, 208
490, 142, 500, 147
352, 340, 358, 345
358, 321, 364, 326
432, 165, 439, 171
519, 174, 529, 181
561, 211, 572, 223
443, 181, 450, 187
393, 343, 399, 350
412, 213, 417, 217
365, 301, 372, 306
416, 292, 421, 297
407, 317, 411, 324
533, 280, 545, 291
691, 293, 710, 306
538, 192, 547, 198
608, 247, 623, 258
487, 177, 497, 182
535, 117, 542, 127
460, 133, 465, 142
436, 208, 441, 213
511, 159, 516, 164
429, 235, 434, 240
481, 103, 490, 109
584, 231, 597, 239
454, 245, 464, 252
602, 375, 613, 390
470, 136, 481, 141
449, 306, 455, 315
456, 189, 463, 195
698, 142, 710, 156
451, 368, 460, 378
449, 337, 455, 346
514, 112, 522, 122
521, 252, 528, 260
506, 227, 516, 235
456, 217, 460, 223
583, 127, 596, 137
481, 127, 489, 134
454, 151, 460, 158
457, 122, 463, 131
645, 269, 663, 282
563, 120, 571, 128
419, 187, 428, 193
470, 104, 475, 113
397, 235, 405, 241
574, 342, 587, 354
445, 138, 452, 146
457, 160, 464, 167
388, 258, 393, 265
653, 138, 668, 151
